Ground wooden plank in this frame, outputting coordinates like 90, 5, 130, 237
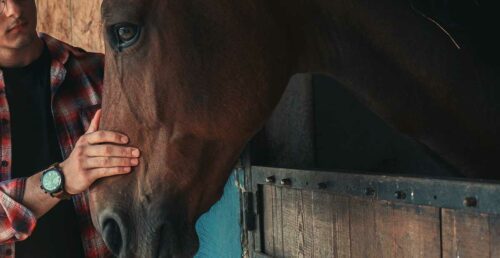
281, 187, 299, 257
349, 197, 379, 258
272, 187, 284, 257
350, 198, 440, 258
301, 191, 314, 258
374, 201, 441, 258
489, 215, 500, 258
332, 195, 351, 258
263, 189, 441, 258
262, 185, 274, 255
35, 0, 72, 42
312, 191, 334, 257
70, 0, 105, 52
442, 208, 500, 258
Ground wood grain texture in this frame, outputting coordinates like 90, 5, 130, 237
36, 0, 104, 53
332, 195, 351, 258
262, 188, 441, 258
373, 201, 441, 258
71, 0, 104, 52
301, 191, 314, 258
349, 197, 380, 258
35, 0, 72, 42
263, 185, 275, 254
282, 188, 299, 257
312, 191, 334, 257
272, 187, 284, 257
442, 208, 500, 258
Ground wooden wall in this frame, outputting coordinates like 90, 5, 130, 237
35, 0, 104, 53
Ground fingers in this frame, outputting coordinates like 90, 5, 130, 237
85, 145, 140, 158
86, 109, 102, 134
88, 167, 132, 181
84, 157, 139, 169
83, 130, 129, 145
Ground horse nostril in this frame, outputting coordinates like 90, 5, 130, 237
102, 218, 123, 256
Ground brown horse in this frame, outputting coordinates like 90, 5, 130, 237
89, 0, 499, 257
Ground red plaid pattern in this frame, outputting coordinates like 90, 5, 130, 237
0, 34, 111, 257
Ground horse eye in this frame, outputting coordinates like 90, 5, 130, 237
108, 23, 141, 52
118, 26, 136, 41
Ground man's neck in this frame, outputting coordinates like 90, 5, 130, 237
0, 36, 44, 68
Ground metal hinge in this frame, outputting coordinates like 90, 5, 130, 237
242, 192, 256, 231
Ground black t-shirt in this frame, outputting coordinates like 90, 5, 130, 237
2, 45, 85, 258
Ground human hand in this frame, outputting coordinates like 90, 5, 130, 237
59, 110, 140, 195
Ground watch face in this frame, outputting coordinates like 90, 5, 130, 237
42, 170, 62, 192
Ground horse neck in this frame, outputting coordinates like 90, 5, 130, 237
284, 0, 464, 122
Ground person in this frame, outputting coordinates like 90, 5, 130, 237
0, 0, 139, 257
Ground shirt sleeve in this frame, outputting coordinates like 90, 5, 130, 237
0, 178, 36, 243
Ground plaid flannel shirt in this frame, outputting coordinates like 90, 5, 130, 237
0, 33, 111, 258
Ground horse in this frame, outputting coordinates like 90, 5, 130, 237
88, 0, 500, 257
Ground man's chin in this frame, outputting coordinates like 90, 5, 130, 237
3, 32, 37, 49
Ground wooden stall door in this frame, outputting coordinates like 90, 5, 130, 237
250, 167, 500, 258
262, 186, 441, 258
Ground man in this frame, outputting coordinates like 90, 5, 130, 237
0, 0, 138, 257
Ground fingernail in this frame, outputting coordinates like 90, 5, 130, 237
132, 149, 140, 157
131, 158, 139, 165
121, 136, 128, 143
125, 167, 131, 172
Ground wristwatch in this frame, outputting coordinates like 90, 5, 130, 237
40, 163, 71, 200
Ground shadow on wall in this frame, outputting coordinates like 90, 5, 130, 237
252, 74, 462, 178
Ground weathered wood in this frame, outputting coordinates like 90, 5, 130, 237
70, 0, 104, 52
301, 190, 314, 258
36, 0, 104, 53
489, 215, 500, 258
332, 195, 351, 258
312, 191, 334, 257
256, 168, 500, 258
35, 0, 72, 42
263, 188, 442, 258
272, 187, 284, 257
374, 201, 441, 258
349, 197, 380, 258
442, 208, 500, 258
350, 197, 441, 258
262, 185, 274, 254
282, 187, 299, 257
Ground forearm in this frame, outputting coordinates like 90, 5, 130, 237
23, 171, 60, 218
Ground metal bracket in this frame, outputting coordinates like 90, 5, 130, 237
242, 192, 256, 231
251, 166, 500, 214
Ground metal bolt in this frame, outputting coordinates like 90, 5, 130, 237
365, 187, 376, 196
265, 176, 275, 184
318, 182, 328, 189
464, 197, 478, 207
394, 191, 407, 200
280, 178, 292, 186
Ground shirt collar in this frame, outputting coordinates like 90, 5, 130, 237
38, 32, 70, 66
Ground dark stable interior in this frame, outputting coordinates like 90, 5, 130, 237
250, 0, 499, 179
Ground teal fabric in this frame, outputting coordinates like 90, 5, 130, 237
195, 171, 242, 258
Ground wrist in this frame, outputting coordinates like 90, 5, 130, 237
40, 163, 72, 200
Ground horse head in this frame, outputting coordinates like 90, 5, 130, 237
89, 0, 500, 257
89, 0, 296, 257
